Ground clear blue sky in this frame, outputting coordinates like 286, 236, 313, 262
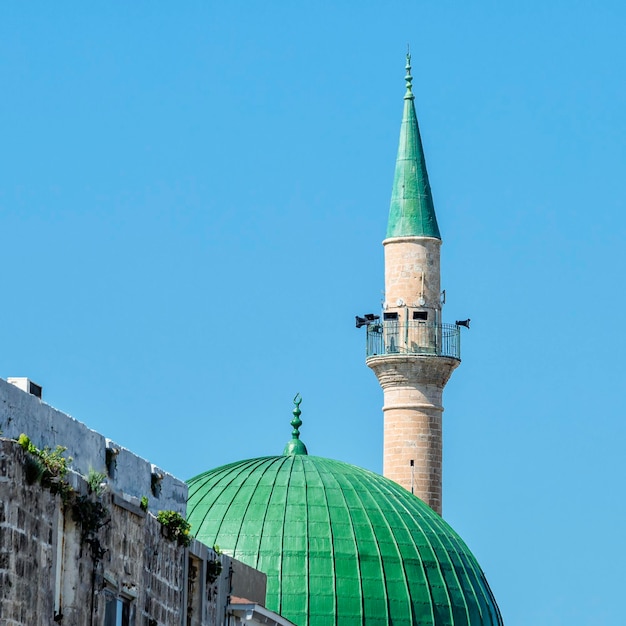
1, 3, 625, 624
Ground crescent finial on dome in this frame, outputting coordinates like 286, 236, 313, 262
283, 393, 308, 456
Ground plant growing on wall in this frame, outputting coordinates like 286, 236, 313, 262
206, 545, 223, 585
23, 450, 46, 485
18, 433, 72, 497
157, 510, 192, 547
87, 468, 107, 496
71, 494, 110, 561
18, 433, 110, 560
140, 496, 149, 512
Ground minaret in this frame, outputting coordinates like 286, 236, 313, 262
365, 54, 461, 515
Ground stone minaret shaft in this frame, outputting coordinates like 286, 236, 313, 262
366, 54, 460, 515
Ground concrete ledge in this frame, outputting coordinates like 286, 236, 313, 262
112, 493, 146, 518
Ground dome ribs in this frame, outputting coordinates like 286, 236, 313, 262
233, 458, 286, 570
254, 457, 292, 610
252, 459, 286, 573
186, 456, 503, 626
376, 477, 486, 626
314, 458, 367, 624
440, 530, 502, 626
199, 457, 279, 557
334, 462, 413, 626
280, 457, 309, 622
186, 457, 269, 548
302, 457, 340, 625
353, 467, 437, 625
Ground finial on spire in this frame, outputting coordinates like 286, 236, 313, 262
282, 393, 308, 456
405, 46, 414, 100
291, 393, 303, 438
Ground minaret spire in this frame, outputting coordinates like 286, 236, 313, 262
387, 52, 440, 240
404, 48, 414, 98
365, 54, 460, 515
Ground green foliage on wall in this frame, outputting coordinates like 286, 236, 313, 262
157, 510, 192, 547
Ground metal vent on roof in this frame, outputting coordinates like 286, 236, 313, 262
7, 377, 43, 399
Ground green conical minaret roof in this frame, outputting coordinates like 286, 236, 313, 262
387, 53, 441, 239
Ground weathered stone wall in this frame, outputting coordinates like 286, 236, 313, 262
0, 377, 186, 515
0, 438, 245, 625
187, 543, 234, 626
0, 377, 272, 625
0, 440, 57, 625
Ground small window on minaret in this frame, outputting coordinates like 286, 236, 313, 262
383, 312, 398, 321
413, 311, 428, 320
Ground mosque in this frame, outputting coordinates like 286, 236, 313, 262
186, 55, 504, 626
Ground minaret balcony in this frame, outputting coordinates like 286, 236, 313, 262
365, 321, 460, 360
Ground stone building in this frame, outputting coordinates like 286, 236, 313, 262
0, 376, 293, 626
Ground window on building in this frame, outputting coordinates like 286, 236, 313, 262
383, 312, 398, 321
413, 311, 428, 320
104, 592, 135, 626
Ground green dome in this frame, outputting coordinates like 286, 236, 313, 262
187, 455, 502, 626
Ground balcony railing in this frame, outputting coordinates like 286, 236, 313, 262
365, 321, 461, 360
